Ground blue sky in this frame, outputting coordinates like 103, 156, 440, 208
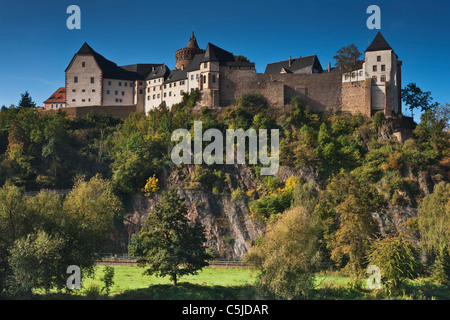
1, 0, 449, 122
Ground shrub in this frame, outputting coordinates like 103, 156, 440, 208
101, 266, 115, 295
245, 206, 321, 299
368, 235, 421, 289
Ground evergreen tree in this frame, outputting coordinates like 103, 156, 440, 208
432, 243, 450, 286
18, 91, 36, 109
135, 188, 211, 286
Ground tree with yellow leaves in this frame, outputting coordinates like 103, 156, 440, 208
142, 174, 159, 196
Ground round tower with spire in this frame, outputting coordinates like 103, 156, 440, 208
175, 32, 205, 70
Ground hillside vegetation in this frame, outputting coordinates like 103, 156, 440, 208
0, 91, 449, 299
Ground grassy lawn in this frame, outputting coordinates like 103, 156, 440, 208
31, 265, 450, 300
75, 265, 258, 299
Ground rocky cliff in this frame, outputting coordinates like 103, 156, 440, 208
123, 164, 318, 259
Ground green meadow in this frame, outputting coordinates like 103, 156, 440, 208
37, 265, 449, 300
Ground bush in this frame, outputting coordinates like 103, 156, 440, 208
101, 266, 115, 295
245, 206, 321, 299
368, 235, 421, 290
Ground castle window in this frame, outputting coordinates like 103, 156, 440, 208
212, 75, 216, 83
115, 91, 118, 95
372, 76, 377, 83
359, 70, 363, 77
164, 93, 167, 98
82, 62, 85, 67
164, 85, 166, 89
157, 94, 160, 98
148, 96, 150, 101
196, 74, 199, 80
180, 90, 184, 95
122, 91, 125, 96
169, 83, 172, 88
108, 81, 112, 85
82, 99, 85, 102
107, 90, 110, 94
51, 104, 53, 109
74, 77, 78, 83
139, 82, 142, 86
72, 89, 76, 92
174, 82, 176, 87
153, 94, 156, 99
191, 75, 194, 80
169, 92, 172, 97
139, 89, 143, 94
92, 89, 95, 92
72, 99, 76, 102
203, 75, 206, 84
377, 56, 381, 62
373, 65, 377, 72
131, 83, 133, 87
82, 89, 86, 92
345, 74, 349, 80
381, 65, 386, 71
153, 87, 156, 92
204, 62, 208, 68
124, 83, 128, 87
119, 82, 122, 86
91, 77, 94, 84
381, 75, 386, 82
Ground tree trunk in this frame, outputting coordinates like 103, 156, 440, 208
173, 275, 177, 286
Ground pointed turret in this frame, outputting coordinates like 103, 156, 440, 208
186, 32, 200, 49
366, 32, 393, 52
175, 32, 205, 70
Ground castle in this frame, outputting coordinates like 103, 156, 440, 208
45, 32, 402, 119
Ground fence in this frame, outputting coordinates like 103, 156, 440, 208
94, 253, 247, 268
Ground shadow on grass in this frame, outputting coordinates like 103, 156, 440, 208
112, 283, 257, 300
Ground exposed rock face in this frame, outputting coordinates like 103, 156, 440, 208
124, 165, 318, 259
125, 190, 263, 259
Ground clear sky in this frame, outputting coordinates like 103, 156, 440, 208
1, 0, 449, 122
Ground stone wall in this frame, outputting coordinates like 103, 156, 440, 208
62, 105, 137, 120
219, 70, 343, 112
341, 79, 372, 118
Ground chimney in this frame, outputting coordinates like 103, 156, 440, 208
328, 62, 331, 72
289, 56, 292, 67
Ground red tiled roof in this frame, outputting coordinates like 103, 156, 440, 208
44, 87, 65, 104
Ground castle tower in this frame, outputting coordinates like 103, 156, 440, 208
175, 32, 205, 70
364, 32, 402, 116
